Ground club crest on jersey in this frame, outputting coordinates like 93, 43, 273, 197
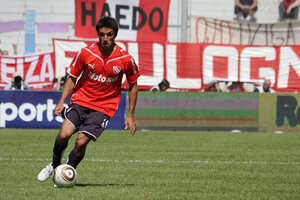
113, 66, 121, 74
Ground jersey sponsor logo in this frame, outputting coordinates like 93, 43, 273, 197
88, 72, 118, 83
112, 66, 121, 74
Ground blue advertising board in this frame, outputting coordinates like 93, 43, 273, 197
0, 90, 126, 130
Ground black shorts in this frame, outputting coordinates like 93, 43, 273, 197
63, 104, 110, 141
234, 5, 258, 15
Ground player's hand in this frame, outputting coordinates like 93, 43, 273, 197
287, 7, 292, 14
124, 115, 137, 136
242, 5, 248, 10
54, 103, 64, 116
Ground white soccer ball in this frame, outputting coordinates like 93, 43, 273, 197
53, 164, 78, 188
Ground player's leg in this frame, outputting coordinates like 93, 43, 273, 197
290, 6, 299, 20
52, 119, 76, 168
246, 5, 257, 22
38, 105, 81, 182
67, 132, 91, 168
66, 109, 110, 169
247, 10, 256, 21
234, 5, 244, 21
278, 3, 287, 21
37, 119, 75, 182
249, 8, 257, 17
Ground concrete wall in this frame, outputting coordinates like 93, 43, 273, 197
189, 0, 280, 24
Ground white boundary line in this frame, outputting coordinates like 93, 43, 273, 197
1, 157, 300, 165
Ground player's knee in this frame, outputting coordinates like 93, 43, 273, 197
75, 138, 85, 148
57, 132, 72, 141
75, 134, 90, 149
56, 134, 69, 144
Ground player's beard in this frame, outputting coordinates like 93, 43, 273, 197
101, 41, 111, 49
102, 39, 116, 50
100, 41, 116, 55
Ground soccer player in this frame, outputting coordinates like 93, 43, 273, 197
37, 16, 139, 183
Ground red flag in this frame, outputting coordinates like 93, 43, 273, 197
74, 0, 170, 42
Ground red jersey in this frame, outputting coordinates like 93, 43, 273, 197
284, 0, 296, 7
66, 43, 139, 117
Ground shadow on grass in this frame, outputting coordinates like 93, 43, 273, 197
75, 183, 134, 187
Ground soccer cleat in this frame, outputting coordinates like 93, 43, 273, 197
37, 163, 54, 182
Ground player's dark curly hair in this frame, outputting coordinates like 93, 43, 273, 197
95, 16, 119, 37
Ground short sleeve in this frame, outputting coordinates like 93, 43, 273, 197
66, 49, 85, 78
125, 57, 140, 84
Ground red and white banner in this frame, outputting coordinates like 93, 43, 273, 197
53, 38, 165, 90
191, 16, 300, 46
53, 39, 300, 92
2, 40, 299, 92
202, 44, 300, 92
0, 52, 55, 89
75, 0, 170, 42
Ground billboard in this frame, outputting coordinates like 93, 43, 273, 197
0, 90, 125, 130
135, 92, 258, 131
259, 93, 300, 133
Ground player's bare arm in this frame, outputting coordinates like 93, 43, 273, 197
54, 76, 76, 116
249, 0, 257, 9
235, 0, 244, 9
125, 82, 138, 135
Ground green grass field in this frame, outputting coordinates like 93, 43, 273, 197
0, 129, 300, 200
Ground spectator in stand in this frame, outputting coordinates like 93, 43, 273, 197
205, 83, 219, 92
53, 75, 67, 91
150, 79, 170, 92
253, 79, 275, 93
226, 82, 244, 92
205, 81, 229, 92
279, 0, 300, 21
216, 81, 232, 92
6, 72, 29, 90
242, 82, 255, 92
234, 0, 258, 22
